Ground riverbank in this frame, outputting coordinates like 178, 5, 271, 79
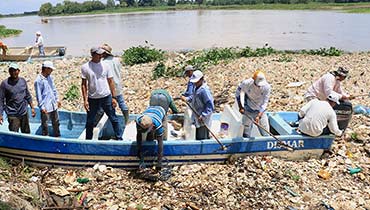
0, 52, 369, 209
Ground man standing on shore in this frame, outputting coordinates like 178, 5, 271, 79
81, 47, 123, 140
101, 43, 130, 129
0, 63, 36, 133
34, 61, 61, 137
182, 65, 195, 97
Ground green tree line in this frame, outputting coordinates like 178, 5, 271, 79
39, 0, 370, 16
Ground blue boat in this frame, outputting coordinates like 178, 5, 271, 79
0, 106, 334, 169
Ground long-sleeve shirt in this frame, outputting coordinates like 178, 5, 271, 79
136, 106, 166, 136
298, 99, 342, 137
182, 80, 194, 97
150, 89, 178, 113
235, 78, 271, 112
0, 77, 32, 117
102, 55, 123, 96
305, 72, 348, 101
186, 82, 214, 128
34, 74, 59, 113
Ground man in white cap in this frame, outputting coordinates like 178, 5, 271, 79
181, 70, 214, 140
34, 61, 61, 137
81, 46, 122, 140
34, 31, 45, 56
182, 65, 195, 97
0, 63, 36, 133
235, 70, 271, 138
298, 93, 342, 137
101, 43, 130, 129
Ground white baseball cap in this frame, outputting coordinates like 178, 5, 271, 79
190, 70, 203, 83
42, 61, 55, 70
327, 93, 340, 105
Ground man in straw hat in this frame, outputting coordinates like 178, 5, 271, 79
136, 106, 166, 165
235, 70, 271, 138
182, 65, 195, 97
101, 43, 130, 131
0, 63, 36, 133
298, 93, 342, 137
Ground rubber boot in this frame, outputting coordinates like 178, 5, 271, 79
123, 110, 129, 125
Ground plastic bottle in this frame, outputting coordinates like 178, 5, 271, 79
348, 167, 362, 175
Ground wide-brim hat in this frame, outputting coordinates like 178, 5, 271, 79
139, 115, 152, 129
335, 67, 349, 77
101, 44, 113, 56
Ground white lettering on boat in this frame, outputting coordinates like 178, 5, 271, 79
267, 140, 304, 149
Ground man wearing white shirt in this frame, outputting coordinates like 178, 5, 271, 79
298, 94, 342, 137
235, 70, 271, 138
34, 31, 45, 56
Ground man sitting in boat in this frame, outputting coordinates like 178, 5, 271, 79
0, 40, 8, 56
235, 70, 271, 138
181, 70, 214, 140
136, 106, 166, 165
298, 93, 342, 137
149, 89, 179, 140
0, 63, 36, 133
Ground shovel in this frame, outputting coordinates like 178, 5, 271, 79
26, 47, 34, 64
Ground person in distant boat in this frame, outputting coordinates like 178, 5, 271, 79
34, 61, 61, 137
304, 67, 353, 102
81, 47, 122, 140
298, 93, 342, 137
182, 65, 195, 97
181, 70, 214, 140
0, 40, 8, 56
136, 106, 166, 165
101, 43, 130, 129
0, 63, 36, 133
149, 89, 179, 140
34, 31, 45, 56
235, 70, 271, 138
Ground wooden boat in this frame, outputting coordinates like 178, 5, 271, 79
0, 46, 66, 62
0, 106, 334, 169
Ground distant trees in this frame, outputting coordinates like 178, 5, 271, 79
106, 0, 116, 8
39, 0, 106, 16
168, 0, 176, 6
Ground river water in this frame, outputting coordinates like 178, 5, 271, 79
1, 10, 369, 56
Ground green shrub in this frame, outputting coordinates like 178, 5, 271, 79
123, 45, 164, 66
302, 47, 342, 56
0, 25, 22, 38
152, 62, 183, 79
64, 84, 80, 101
187, 47, 238, 70
277, 55, 293, 62
240, 46, 276, 57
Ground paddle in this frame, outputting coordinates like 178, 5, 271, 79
26, 47, 34, 64
243, 113, 294, 151
183, 100, 227, 151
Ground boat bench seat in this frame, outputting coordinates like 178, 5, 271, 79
78, 113, 108, 140
268, 113, 298, 135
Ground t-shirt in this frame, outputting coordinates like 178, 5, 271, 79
102, 56, 123, 96
81, 61, 113, 99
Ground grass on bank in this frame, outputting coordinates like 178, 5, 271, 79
122, 45, 344, 79
0, 25, 22, 38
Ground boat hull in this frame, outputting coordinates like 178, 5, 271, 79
0, 46, 66, 61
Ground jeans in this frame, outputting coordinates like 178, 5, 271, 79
8, 113, 30, 134
85, 95, 123, 140
41, 110, 60, 137
116, 94, 129, 123
242, 110, 269, 138
38, 45, 45, 56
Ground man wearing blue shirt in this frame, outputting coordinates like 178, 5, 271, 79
34, 61, 61, 137
136, 106, 166, 163
181, 70, 214, 140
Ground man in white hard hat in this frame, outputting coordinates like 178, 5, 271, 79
235, 70, 271, 138
298, 93, 342, 137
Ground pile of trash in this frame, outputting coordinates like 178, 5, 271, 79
0, 52, 369, 209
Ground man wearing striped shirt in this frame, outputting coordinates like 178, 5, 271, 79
136, 106, 166, 163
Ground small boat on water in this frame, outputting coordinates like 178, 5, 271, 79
0, 105, 335, 169
0, 46, 66, 62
